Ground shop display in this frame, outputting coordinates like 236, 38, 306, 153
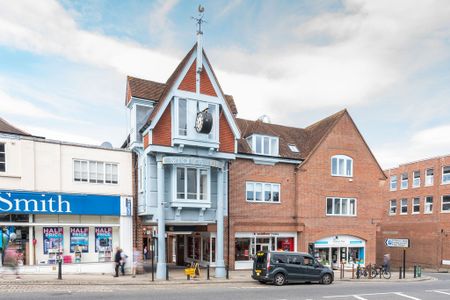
95, 227, 112, 252
70, 227, 89, 253
43, 227, 63, 255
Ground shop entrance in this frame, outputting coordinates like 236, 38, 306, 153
1, 225, 30, 266
314, 235, 366, 269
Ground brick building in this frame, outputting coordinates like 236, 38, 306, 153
377, 155, 450, 269
229, 110, 386, 269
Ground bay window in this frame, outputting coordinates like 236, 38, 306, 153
326, 197, 357, 216
246, 182, 280, 203
331, 155, 353, 177
176, 167, 209, 201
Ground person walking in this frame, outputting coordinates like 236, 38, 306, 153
383, 253, 391, 272
120, 249, 128, 276
143, 246, 148, 260
113, 247, 122, 277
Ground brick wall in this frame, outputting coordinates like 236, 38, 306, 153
152, 105, 171, 146
200, 67, 217, 97
132, 152, 144, 273
219, 111, 235, 153
178, 61, 196, 93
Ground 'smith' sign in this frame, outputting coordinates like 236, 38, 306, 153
385, 238, 410, 248
0, 190, 120, 215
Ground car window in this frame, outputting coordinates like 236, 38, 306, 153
303, 256, 314, 266
272, 254, 287, 264
287, 255, 302, 265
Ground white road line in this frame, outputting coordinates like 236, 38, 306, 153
432, 290, 450, 296
324, 292, 399, 298
353, 296, 368, 300
394, 292, 422, 300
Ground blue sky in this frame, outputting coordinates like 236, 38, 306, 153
1, 0, 450, 168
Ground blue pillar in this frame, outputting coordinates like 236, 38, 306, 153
215, 168, 226, 278
156, 159, 166, 280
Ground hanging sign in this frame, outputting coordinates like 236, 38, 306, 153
43, 227, 64, 254
385, 238, 410, 248
70, 227, 89, 253
95, 227, 112, 252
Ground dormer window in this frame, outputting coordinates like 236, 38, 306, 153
288, 144, 299, 153
246, 134, 279, 156
331, 155, 353, 177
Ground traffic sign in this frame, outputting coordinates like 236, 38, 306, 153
385, 238, 410, 248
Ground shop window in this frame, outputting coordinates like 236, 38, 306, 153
176, 167, 209, 201
276, 237, 294, 251
389, 200, 397, 215
390, 175, 397, 191
331, 155, 353, 177
246, 134, 279, 156
0, 143, 5, 172
442, 166, 450, 184
442, 195, 450, 212
425, 196, 433, 214
326, 197, 357, 216
425, 168, 434, 186
235, 238, 251, 261
412, 197, 420, 214
246, 181, 280, 203
74, 160, 118, 184
412, 171, 420, 188
401, 173, 408, 189
400, 198, 408, 214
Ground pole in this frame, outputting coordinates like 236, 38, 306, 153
207, 264, 210, 280
58, 258, 62, 280
151, 238, 154, 282
399, 267, 402, 279
156, 159, 166, 280
403, 249, 406, 279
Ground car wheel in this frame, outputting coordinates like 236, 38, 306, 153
321, 273, 333, 285
273, 273, 286, 286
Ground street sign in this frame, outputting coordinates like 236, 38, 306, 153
385, 238, 410, 248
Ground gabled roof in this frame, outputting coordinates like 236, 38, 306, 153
127, 77, 166, 102
0, 117, 32, 137
236, 110, 347, 160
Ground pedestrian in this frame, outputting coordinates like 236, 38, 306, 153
3, 248, 20, 279
383, 253, 391, 272
120, 249, 128, 276
143, 246, 148, 260
113, 247, 121, 277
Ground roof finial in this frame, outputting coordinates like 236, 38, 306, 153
193, 5, 206, 35
192, 5, 206, 91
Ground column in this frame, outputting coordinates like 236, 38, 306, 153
215, 168, 226, 277
29, 215, 34, 266
156, 159, 166, 280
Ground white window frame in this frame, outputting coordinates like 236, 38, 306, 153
325, 197, 357, 216
401, 173, 408, 190
0, 142, 5, 172
442, 166, 450, 185
424, 196, 433, 214
331, 155, 353, 177
425, 168, 434, 186
174, 166, 210, 202
246, 134, 279, 156
389, 199, 397, 215
442, 195, 450, 213
246, 181, 281, 203
73, 159, 118, 185
390, 175, 397, 191
400, 198, 408, 215
412, 171, 420, 188
412, 197, 420, 214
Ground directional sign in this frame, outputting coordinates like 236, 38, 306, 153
385, 238, 410, 248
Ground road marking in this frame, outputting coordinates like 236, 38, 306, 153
432, 290, 450, 296
394, 292, 422, 300
324, 292, 400, 298
353, 296, 368, 300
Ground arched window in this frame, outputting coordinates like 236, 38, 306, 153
331, 155, 353, 177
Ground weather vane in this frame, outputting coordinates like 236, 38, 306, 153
192, 5, 206, 34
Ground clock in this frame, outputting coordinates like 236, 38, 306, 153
195, 109, 213, 134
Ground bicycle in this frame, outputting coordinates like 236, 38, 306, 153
372, 265, 391, 279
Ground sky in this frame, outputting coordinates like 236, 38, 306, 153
0, 0, 450, 169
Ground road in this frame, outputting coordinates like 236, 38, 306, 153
0, 273, 449, 300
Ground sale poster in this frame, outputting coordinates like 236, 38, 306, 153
95, 227, 112, 252
70, 227, 89, 253
43, 227, 64, 254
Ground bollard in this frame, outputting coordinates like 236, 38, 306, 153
368, 264, 372, 279
379, 266, 382, 279
166, 264, 169, 281
352, 264, 355, 279
399, 267, 402, 279
58, 259, 62, 280
414, 265, 417, 278
356, 264, 360, 279
418, 266, 422, 278
226, 265, 229, 280
207, 264, 210, 280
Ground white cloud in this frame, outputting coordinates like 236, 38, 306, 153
0, 89, 61, 119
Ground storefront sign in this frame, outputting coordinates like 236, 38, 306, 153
163, 156, 224, 169
95, 227, 112, 252
0, 190, 120, 215
70, 227, 89, 253
385, 238, 410, 248
43, 227, 64, 254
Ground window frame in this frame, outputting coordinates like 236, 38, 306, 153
0, 142, 5, 172
412, 170, 420, 188
175, 166, 210, 202
400, 173, 408, 190
288, 144, 299, 153
424, 196, 433, 214
412, 197, 420, 214
245, 181, 281, 204
325, 197, 357, 216
390, 175, 397, 191
331, 155, 353, 177
247, 134, 279, 156
73, 159, 119, 185
425, 168, 434, 186
389, 199, 397, 215
442, 166, 450, 185
400, 198, 408, 215
441, 195, 450, 213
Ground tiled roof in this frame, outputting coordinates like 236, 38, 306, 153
0, 117, 32, 136
236, 110, 347, 160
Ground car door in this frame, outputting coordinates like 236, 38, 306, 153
300, 255, 323, 280
285, 254, 303, 281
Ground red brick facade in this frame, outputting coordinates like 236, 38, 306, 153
152, 105, 172, 146
178, 61, 196, 93
219, 111, 234, 153
200, 67, 217, 97
378, 155, 450, 269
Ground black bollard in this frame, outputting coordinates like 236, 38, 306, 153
207, 264, 210, 280
226, 265, 229, 280
166, 264, 169, 281
58, 259, 62, 280
356, 265, 360, 279
414, 265, 417, 278
399, 267, 402, 279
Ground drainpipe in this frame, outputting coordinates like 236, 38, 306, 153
227, 161, 231, 271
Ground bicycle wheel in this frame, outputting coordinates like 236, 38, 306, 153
383, 270, 391, 279
370, 269, 377, 278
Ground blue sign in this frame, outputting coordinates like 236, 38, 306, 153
0, 190, 120, 216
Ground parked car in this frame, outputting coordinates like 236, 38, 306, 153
252, 251, 334, 286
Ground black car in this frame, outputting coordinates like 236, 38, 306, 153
251, 251, 334, 286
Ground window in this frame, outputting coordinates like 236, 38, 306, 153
178, 99, 187, 136
246, 182, 280, 203
412, 171, 420, 188
288, 144, 299, 153
74, 160, 118, 184
401, 173, 408, 189
247, 134, 279, 156
326, 197, 357, 216
400, 198, 408, 214
442, 195, 450, 212
425, 196, 433, 214
390, 175, 397, 191
331, 155, 353, 177
442, 166, 450, 184
0, 143, 5, 172
389, 200, 397, 215
412, 197, 420, 214
425, 168, 434, 186
176, 167, 209, 201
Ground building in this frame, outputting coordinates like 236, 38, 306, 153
229, 110, 386, 269
378, 155, 450, 269
124, 28, 240, 278
0, 117, 133, 274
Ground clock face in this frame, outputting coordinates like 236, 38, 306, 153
195, 110, 213, 134
195, 112, 204, 133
